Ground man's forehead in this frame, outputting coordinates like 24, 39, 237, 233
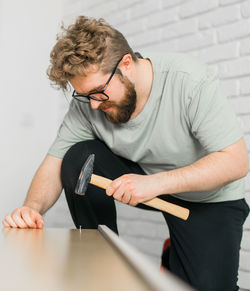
70, 70, 107, 94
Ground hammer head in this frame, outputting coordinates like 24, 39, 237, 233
75, 154, 95, 195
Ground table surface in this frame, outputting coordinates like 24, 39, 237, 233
0, 227, 194, 291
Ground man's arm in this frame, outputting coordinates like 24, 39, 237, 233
106, 138, 249, 206
2, 154, 63, 228
155, 137, 249, 195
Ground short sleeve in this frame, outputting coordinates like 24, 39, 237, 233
187, 70, 243, 152
48, 100, 95, 158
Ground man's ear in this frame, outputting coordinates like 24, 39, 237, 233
120, 54, 133, 72
119, 54, 133, 79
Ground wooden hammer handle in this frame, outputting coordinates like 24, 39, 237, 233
90, 174, 189, 221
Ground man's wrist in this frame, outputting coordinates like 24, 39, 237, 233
23, 201, 42, 213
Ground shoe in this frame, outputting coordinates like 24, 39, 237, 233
160, 238, 171, 272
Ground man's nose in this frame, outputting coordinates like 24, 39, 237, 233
89, 99, 102, 110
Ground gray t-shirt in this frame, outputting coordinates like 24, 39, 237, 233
48, 52, 245, 203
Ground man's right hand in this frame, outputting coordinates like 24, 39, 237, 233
2, 154, 62, 229
2, 206, 44, 229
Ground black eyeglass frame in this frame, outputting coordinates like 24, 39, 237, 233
72, 56, 123, 103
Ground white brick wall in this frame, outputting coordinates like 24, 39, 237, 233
61, 0, 250, 288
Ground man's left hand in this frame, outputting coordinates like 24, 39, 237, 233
106, 174, 159, 206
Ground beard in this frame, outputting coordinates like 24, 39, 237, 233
98, 76, 137, 124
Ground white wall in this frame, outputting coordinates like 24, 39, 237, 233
61, 0, 250, 289
0, 0, 73, 227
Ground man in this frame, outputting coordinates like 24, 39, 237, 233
2, 16, 249, 290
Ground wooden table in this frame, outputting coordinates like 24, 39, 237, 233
0, 226, 194, 291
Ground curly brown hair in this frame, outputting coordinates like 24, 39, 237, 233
47, 16, 138, 90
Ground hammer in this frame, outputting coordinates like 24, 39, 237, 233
75, 154, 190, 221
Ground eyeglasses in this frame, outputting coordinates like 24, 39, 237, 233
72, 57, 123, 103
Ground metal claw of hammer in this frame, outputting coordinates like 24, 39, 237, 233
75, 154, 190, 221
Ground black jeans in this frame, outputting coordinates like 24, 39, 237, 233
61, 140, 249, 291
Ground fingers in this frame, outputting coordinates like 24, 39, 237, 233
21, 210, 38, 228
128, 198, 139, 207
2, 219, 10, 228
22, 208, 44, 229
106, 179, 122, 196
106, 177, 126, 202
34, 215, 44, 229
3, 215, 19, 228
113, 184, 126, 201
106, 177, 134, 205
13, 213, 29, 228
121, 191, 132, 204
2, 207, 44, 229
106, 175, 140, 205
